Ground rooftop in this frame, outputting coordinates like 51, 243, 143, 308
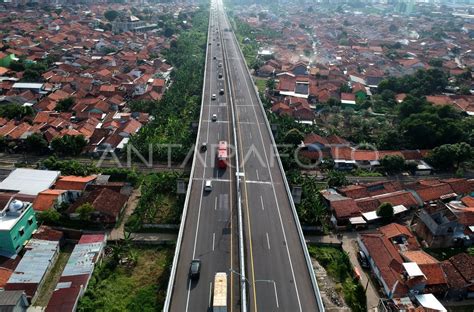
0, 168, 60, 196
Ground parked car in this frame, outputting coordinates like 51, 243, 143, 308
189, 259, 201, 280
357, 251, 369, 268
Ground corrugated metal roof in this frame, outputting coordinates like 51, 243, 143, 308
0, 168, 60, 196
62, 241, 104, 277
12, 83, 44, 89
7, 239, 59, 284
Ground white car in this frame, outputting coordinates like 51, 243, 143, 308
212, 114, 217, 121
204, 180, 212, 192
211, 94, 217, 100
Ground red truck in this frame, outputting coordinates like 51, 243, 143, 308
217, 141, 228, 169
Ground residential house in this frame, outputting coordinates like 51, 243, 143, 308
0, 168, 60, 196
358, 223, 448, 299
0, 290, 29, 311
0, 198, 37, 257
5, 239, 59, 301
67, 188, 128, 225
441, 253, 474, 300
32, 189, 68, 212
414, 197, 474, 248
46, 234, 106, 312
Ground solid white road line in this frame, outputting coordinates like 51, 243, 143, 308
274, 282, 279, 308
266, 232, 270, 250
260, 196, 264, 211
214, 197, 218, 210
208, 282, 213, 308
212, 233, 216, 251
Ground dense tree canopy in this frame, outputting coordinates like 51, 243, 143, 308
378, 68, 448, 96
51, 135, 87, 156
428, 142, 473, 170
380, 155, 405, 173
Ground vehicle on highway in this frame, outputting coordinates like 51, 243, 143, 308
200, 142, 207, 152
189, 259, 201, 280
212, 273, 227, 312
218, 63, 222, 67
204, 179, 212, 192
357, 250, 369, 268
213, 56, 217, 60
217, 141, 228, 169
212, 113, 217, 121
211, 94, 217, 100
219, 88, 224, 95
218, 73, 223, 79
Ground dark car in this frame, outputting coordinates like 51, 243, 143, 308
189, 259, 201, 280
357, 251, 369, 268
200, 143, 207, 152
218, 73, 223, 79
219, 88, 224, 95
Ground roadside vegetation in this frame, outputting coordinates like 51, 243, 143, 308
126, 172, 186, 231
129, 7, 209, 163
308, 245, 367, 312
78, 245, 173, 312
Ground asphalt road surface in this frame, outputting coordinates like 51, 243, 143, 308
168, 0, 321, 311
216, 0, 320, 311
168, 5, 239, 312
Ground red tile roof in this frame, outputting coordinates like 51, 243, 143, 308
54, 175, 97, 191
330, 198, 360, 219
32, 189, 65, 211
415, 183, 456, 202
0, 267, 13, 289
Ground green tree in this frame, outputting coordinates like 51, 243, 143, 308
24, 133, 48, 155
428, 142, 473, 170
377, 202, 394, 220
0, 104, 34, 120
76, 203, 95, 221
265, 78, 276, 90
21, 68, 43, 82
340, 84, 352, 93
104, 10, 119, 22
380, 155, 405, 174
56, 97, 75, 112
51, 135, 87, 156
327, 170, 347, 188
37, 209, 61, 224
283, 128, 304, 146
429, 58, 443, 67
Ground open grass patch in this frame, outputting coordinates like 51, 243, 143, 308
308, 244, 366, 312
78, 245, 173, 312
34, 244, 74, 306
255, 78, 267, 93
